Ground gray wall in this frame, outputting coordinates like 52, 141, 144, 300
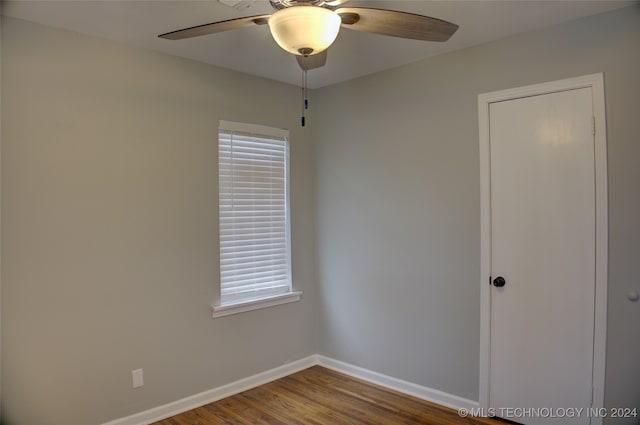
313, 3, 640, 418
1, 17, 317, 425
0, 5, 3, 421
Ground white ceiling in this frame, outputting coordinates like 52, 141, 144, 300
3, 0, 635, 88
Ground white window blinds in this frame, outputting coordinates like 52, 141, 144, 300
218, 121, 292, 306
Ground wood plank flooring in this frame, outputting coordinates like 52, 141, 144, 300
152, 366, 506, 425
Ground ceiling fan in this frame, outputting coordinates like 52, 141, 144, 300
158, 0, 459, 71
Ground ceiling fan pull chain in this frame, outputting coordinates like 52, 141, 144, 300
304, 70, 309, 111
301, 69, 308, 127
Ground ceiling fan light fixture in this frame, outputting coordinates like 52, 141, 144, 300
268, 6, 341, 56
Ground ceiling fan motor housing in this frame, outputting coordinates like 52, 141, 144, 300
269, 0, 332, 10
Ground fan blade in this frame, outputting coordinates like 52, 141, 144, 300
324, 0, 349, 6
296, 51, 328, 70
158, 14, 270, 40
336, 7, 458, 42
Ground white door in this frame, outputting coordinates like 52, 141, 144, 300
487, 87, 596, 425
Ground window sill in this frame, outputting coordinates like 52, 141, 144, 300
211, 291, 303, 318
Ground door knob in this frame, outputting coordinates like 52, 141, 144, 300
493, 276, 506, 287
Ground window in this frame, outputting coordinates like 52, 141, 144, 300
213, 121, 300, 317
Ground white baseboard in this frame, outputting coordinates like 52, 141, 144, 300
315, 355, 479, 411
102, 354, 478, 425
101, 355, 317, 425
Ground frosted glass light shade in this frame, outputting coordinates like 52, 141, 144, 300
268, 6, 341, 56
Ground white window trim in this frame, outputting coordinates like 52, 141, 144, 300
218, 120, 289, 139
213, 120, 300, 318
211, 291, 302, 318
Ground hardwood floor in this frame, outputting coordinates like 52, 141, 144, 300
152, 366, 506, 425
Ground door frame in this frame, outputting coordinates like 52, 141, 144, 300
478, 73, 608, 422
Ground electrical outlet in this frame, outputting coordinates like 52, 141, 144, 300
132, 369, 144, 389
